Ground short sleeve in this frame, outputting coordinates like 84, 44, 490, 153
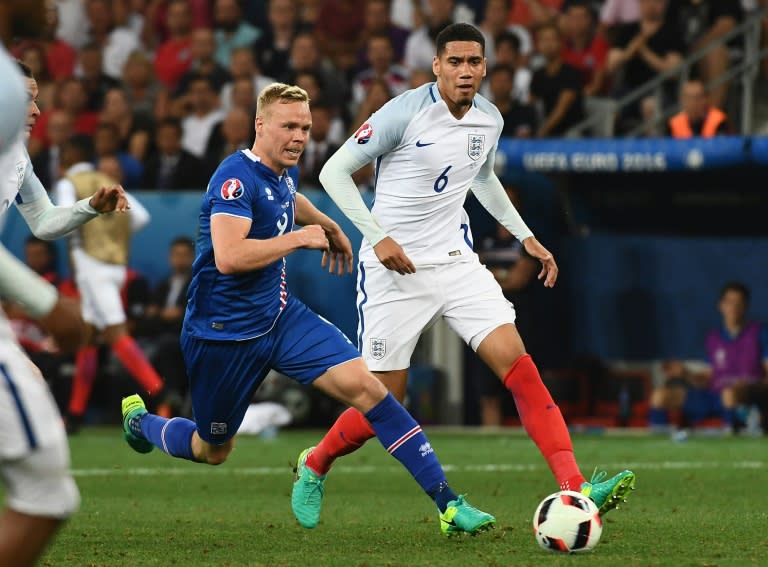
208, 162, 255, 221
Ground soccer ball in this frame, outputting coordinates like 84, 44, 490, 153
532, 490, 602, 554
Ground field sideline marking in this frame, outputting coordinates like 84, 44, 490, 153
71, 460, 766, 477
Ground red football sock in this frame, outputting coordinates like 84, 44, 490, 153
503, 354, 585, 491
68, 346, 98, 417
111, 335, 164, 396
306, 407, 375, 475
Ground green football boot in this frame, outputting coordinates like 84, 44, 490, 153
580, 469, 636, 515
439, 495, 496, 536
121, 394, 154, 454
291, 447, 326, 529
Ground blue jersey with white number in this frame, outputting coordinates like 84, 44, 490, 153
183, 149, 297, 340
345, 82, 503, 265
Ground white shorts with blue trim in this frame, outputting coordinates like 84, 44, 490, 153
355, 258, 517, 371
0, 340, 80, 518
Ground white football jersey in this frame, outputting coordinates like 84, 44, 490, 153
0, 138, 46, 218
344, 82, 503, 265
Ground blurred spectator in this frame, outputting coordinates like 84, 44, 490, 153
254, 0, 304, 80
93, 122, 144, 189
315, 0, 366, 72
348, 78, 394, 137
482, 31, 532, 103
227, 77, 258, 115
56, 0, 90, 50
282, 31, 345, 102
84, 0, 142, 81
136, 236, 196, 418
99, 87, 153, 162
32, 110, 74, 189
219, 47, 275, 113
97, 154, 126, 186
667, 0, 744, 109
561, 0, 610, 97
599, 0, 640, 43
294, 70, 346, 143
213, 0, 262, 69
300, 99, 341, 187
179, 74, 225, 160
357, 0, 411, 68
16, 43, 58, 121
153, 0, 194, 90
175, 27, 232, 98
409, 67, 435, 88
29, 78, 100, 159
76, 42, 122, 111
141, 117, 208, 190
480, 0, 533, 67
351, 34, 409, 113
607, 0, 683, 133
530, 23, 585, 137
141, 0, 213, 48
122, 51, 162, 120
404, 0, 456, 72
507, 0, 564, 30
666, 79, 730, 138
298, 0, 322, 27
648, 282, 768, 434
12, 3, 76, 82
206, 106, 254, 166
488, 65, 538, 137
465, 185, 539, 426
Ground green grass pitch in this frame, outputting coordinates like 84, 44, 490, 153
33, 429, 768, 566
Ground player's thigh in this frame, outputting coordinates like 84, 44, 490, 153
271, 297, 362, 386
181, 332, 271, 445
440, 261, 519, 353
0, 344, 79, 518
357, 262, 441, 371
72, 249, 127, 328
313, 358, 388, 413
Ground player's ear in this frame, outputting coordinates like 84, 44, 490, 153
432, 55, 440, 77
482, 57, 487, 78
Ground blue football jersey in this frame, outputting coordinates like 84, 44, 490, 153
183, 149, 298, 340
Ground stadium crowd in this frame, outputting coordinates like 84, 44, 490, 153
10, 0, 761, 194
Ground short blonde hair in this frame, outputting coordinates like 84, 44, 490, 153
256, 83, 310, 117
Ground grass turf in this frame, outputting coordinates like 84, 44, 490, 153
34, 428, 768, 566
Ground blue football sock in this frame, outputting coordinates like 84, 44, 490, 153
648, 407, 669, 426
365, 393, 457, 512
140, 414, 197, 461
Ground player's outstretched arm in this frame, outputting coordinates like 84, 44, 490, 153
210, 214, 328, 274
295, 193, 353, 275
16, 168, 129, 240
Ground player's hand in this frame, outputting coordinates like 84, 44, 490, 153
297, 224, 330, 251
321, 224, 354, 276
373, 237, 416, 275
522, 236, 558, 288
38, 296, 85, 353
89, 185, 130, 213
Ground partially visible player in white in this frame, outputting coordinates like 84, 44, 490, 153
297, 23, 635, 522
0, 2, 127, 565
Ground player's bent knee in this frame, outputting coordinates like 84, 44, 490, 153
5, 443, 80, 519
201, 443, 233, 466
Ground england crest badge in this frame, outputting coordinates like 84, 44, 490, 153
467, 133, 485, 161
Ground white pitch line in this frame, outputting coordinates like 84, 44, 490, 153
71, 460, 766, 477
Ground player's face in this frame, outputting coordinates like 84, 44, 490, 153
25, 77, 40, 137
433, 41, 486, 115
255, 100, 311, 173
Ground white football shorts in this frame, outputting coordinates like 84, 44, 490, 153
356, 258, 517, 371
72, 248, 127, 328
0, 341, 80, 518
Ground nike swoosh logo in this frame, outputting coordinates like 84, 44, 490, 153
415, 140, 435, 147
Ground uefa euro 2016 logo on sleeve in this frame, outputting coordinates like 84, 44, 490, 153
468, 134, 485, 161
370, 338, 386, 360
220, 178, 244, 200
354, 122, 373, 144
